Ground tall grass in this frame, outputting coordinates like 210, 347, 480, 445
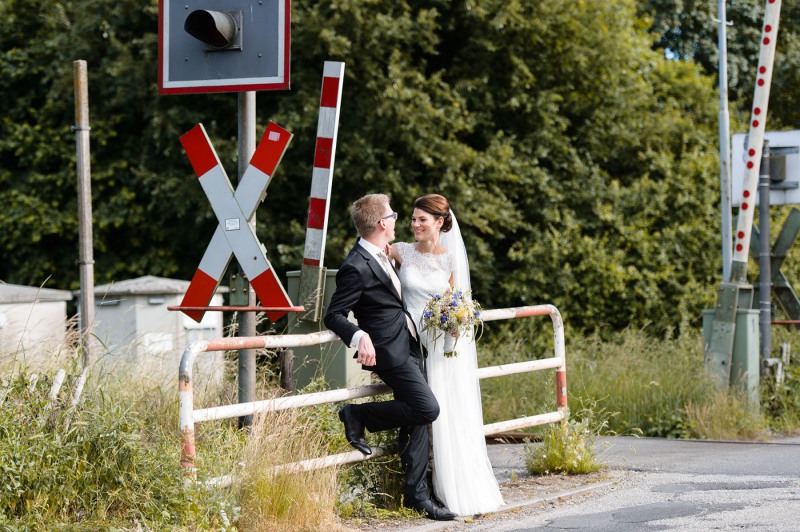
234, 406, 342, 531
479, 322, 781, 440
524, 417, 605, 475
0, 368, 241, 529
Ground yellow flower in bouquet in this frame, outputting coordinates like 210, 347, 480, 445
420, 288, 483, 357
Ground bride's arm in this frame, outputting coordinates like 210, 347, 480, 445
387, 243, 403, 266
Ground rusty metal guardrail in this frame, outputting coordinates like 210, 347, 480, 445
179, 304, 567, 480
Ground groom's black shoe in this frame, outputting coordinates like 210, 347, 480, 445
404, 499, 457, 521
338, 405, 372, 455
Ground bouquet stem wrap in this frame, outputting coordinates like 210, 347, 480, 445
420, 288, 483, 358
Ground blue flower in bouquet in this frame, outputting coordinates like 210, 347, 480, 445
419, 287, 484, 358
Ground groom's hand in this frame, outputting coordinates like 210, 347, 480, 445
357, 334, 377, 366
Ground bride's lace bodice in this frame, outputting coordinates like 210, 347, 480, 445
394, 242, 453, 331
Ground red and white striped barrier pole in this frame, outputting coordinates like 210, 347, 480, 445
179, 123, 294, 323
297, 62, 345, 321
730, 0, 782, 282
705, 0, 782, 385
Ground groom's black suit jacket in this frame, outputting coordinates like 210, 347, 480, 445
324, 242, 418, 371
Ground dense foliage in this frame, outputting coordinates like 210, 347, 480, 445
2, 0, 798, 331
639, 0, 800, 128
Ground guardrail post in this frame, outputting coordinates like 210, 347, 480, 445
556, 369, 568, 412
550, 306, 568, 416
179, 342, 204, 480
280, 349, 295, 394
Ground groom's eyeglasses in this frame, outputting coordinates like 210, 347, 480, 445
381, 212, 398, 221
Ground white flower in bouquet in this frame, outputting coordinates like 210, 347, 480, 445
420, 288, 483, 357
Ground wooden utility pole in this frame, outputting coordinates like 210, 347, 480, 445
73, 60, 95, 368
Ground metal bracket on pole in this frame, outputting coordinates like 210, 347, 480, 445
704, 282, 753, 385
229, 272, 250, 306
297, 264, 326, 322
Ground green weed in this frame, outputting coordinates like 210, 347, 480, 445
524, 417, 604, 475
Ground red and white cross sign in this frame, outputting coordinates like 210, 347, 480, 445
179, 122, 294, 323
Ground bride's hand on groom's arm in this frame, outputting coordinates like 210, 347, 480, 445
357, 334, 377, 366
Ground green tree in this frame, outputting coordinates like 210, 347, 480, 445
0, 0, 238, 290
269, 1, 724, 331
639, 0, 800, 128
1, 0, 724, 332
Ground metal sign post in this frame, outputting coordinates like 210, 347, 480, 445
161, 2, 295, 427
237, 91, 257, 428
73, 60, 96, 368
758, 143, 772, 367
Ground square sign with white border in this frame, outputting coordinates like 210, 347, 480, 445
732, 130, 800, 207
159, 0, 290, 94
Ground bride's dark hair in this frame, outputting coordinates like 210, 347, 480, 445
413, 194, 452, 232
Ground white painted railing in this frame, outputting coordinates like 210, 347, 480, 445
179, 304, 567, 479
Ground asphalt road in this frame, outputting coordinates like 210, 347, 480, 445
399, 435, 800, 531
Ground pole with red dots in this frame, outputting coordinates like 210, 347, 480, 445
704, 0, 782, 388
730, 0, 782, 282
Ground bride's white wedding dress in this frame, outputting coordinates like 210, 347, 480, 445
395, 239, 504, 516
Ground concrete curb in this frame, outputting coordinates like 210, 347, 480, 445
383, 479, 616, 531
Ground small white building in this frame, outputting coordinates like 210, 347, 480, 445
81, 275, 227, 389
0, 282, 74, 371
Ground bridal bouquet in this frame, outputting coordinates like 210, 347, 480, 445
420, 288, 483, 357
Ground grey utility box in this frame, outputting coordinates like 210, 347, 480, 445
702, 309, 760, 404
78, 276, 227, 389
0, 283, 73, 371
286, 270, 368, 391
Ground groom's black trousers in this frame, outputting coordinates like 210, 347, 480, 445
350, 340, 439, 504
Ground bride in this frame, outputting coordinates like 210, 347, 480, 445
388, 193, 504, 516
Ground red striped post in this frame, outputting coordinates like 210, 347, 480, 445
556, 369, 568, 411
298, 61, 345, 321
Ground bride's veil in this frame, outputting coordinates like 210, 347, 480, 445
439, 210, 471, 293
438, 208, 479, 358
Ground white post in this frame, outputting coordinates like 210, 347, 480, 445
718, 0, 733, 282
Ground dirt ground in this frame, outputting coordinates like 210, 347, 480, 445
339, 469, 621, 531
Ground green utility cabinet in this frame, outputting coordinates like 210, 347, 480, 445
702, 309, 760, 404
286, 270, 370, 391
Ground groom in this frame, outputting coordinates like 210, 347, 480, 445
324, 193, 456, 521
